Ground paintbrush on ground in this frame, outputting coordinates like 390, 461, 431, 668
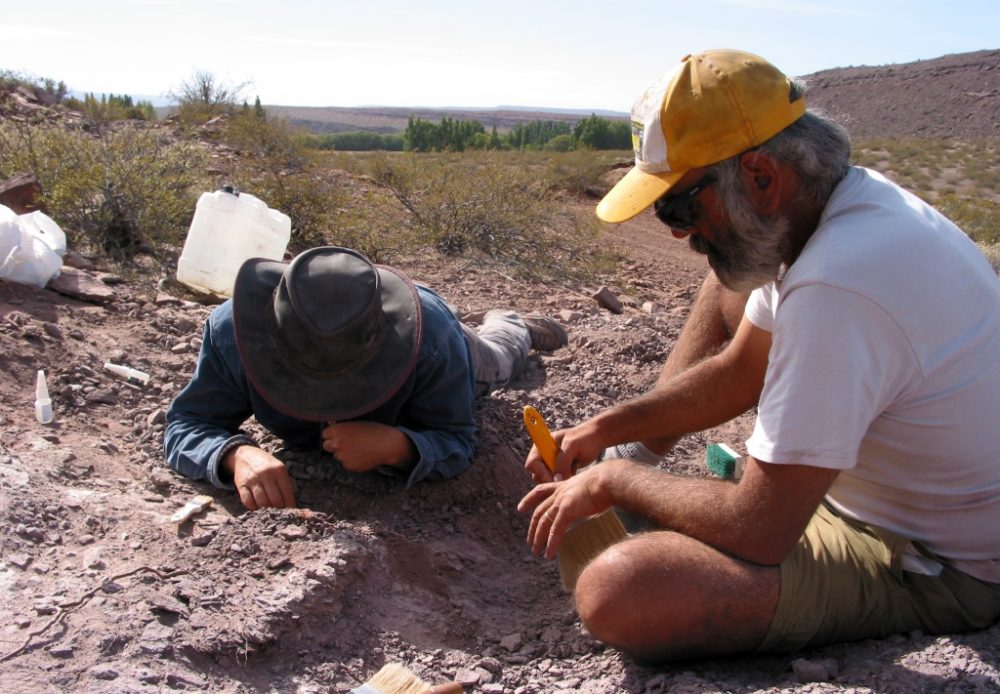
349, 663, 463, 694
523, 406, 628, 592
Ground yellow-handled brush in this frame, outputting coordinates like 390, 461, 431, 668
523, 406, 628, 592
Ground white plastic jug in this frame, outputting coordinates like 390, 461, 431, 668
176, 188, 291, 296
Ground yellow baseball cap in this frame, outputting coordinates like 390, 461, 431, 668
596, 49, 806, 223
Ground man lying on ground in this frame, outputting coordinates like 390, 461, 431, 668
166, 245, 567, 510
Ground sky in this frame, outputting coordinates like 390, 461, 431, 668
1, 0, 997, 112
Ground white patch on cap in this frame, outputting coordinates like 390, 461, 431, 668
629, 66, 680, 174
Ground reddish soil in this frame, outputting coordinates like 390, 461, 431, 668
1, 205, 998, 694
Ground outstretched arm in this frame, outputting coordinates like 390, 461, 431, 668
526, 316, 771, 481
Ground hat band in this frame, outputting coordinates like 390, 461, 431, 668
265, 291, 387, 379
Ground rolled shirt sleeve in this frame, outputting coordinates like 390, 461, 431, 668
164, 302, 259, 489
371, 286, 478, 486
164, 288, 479, 490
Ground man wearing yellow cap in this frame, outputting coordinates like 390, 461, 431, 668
519, 49, 1000, 660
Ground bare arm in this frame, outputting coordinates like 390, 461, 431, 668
519, 455, 838, 564
526, 317, 771, 481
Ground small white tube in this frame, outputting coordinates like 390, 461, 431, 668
103, 362, 150, 386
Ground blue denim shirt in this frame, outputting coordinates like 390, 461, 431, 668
164, 285, 478, 490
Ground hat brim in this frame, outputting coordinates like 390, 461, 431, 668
596, 166, 686, 223
232, 257, 422, 422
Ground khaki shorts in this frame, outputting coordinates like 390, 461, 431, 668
758, 503, 1000, 653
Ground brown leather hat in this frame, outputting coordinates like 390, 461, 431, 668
232, 246, 422, 421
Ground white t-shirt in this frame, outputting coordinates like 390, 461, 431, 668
745, 167, 1000, 583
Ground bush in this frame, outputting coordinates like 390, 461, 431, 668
227, 164, 346, 251
0, 70, 68, 102
543, 134, 575, 153
219, 112, 347, 248
935, 194, 1000, 246
365, 152, 604, 280
224, 111, 309, 170
325, 185, 424, 263
978, 243, 1000, 276
169, 70, 250, 127
0, 121, 208, 260
540, 149, 629, 197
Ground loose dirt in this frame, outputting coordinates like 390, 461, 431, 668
0, 208, 998, 693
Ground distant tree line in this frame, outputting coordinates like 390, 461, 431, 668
396, 114, 631, 152
301, 115, 631, 153
306, 131, 405, 151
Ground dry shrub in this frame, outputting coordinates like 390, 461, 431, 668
978, 243, 1000, 276
0, 121, 208, 261
220, 113, 345, 250
935, 194, 1000, 246
361, 151, 607, 281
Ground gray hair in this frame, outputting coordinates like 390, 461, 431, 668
707, 84, 852, 208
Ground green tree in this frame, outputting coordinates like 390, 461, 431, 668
543, 133, 575, 152
403, 116, 486, 152
573, 114, 630, 149
505, 120, 573, 150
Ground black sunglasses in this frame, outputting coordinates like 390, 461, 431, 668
653, 175, 715, 230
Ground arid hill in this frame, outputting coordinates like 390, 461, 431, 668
802, 49, 1000, 139
266, 49, 1000, 140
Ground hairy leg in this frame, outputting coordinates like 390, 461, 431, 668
642, 271, 750, 455
574, 530, 779, 661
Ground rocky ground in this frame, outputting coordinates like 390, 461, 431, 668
0, 205, 998, 694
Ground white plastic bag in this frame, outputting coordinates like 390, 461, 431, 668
18, 210, 67, 256
0, 204, 66, 288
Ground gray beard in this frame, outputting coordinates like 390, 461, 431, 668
688, 204, 791, 293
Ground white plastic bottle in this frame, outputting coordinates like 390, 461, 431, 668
176, 187, 291, 296
35, 369, 53, 424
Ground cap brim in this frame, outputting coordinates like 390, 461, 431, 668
596, 166, 686, 223
232, 258, 422, 422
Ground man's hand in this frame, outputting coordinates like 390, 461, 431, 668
224, 445, 296, 511
517, 460, 619, 560
524, 419, 607, 483
321, 421, 417, 473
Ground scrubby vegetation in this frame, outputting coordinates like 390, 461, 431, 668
0, 70, 616, 281
854, 137, 1000, 247
344, 152, 603, 279
0, 69, 67, 102
1, 67, 997, 282
63, 93, 156, 122
0, 121, 208, 260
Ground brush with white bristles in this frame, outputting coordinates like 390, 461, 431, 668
349, 663, 463, 694
523, 406, 629, 592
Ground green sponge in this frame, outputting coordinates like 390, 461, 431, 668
706, 443, 742, 479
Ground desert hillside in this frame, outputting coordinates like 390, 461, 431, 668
264, 49, 1000, 139
802, 49, 1000, 139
